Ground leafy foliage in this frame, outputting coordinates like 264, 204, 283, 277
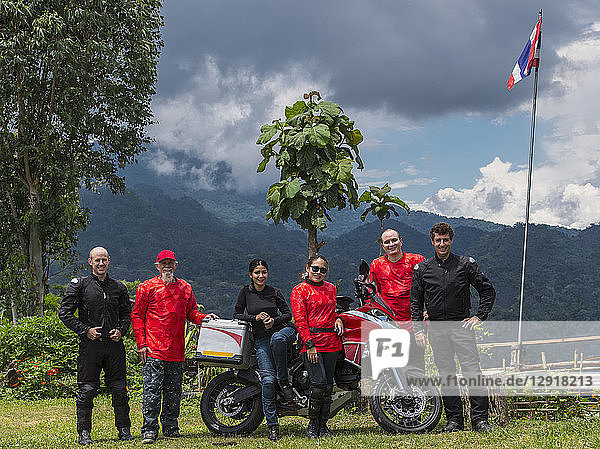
359, 183, 410, 237
0, 314, 77, 398
0, 310, 145, 399
257, 91, 364, 256
0, 0, 163, 315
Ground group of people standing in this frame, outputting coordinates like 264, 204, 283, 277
59, 221, 495, 444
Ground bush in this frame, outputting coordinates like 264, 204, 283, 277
0, 314, 143, 399
5, 354, 75, 399
0, 314, 78, 372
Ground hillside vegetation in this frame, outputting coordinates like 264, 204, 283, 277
69, 185, 599, 323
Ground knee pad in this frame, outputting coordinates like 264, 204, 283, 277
77, 383, 98, 406
310, 385, 327, 400
110, 381, 129, 403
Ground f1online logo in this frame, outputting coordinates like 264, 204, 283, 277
369, 329, 410, 379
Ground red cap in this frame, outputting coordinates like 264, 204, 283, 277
156, 250, 176, 263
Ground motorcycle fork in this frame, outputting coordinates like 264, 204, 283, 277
389, 368, 409, 395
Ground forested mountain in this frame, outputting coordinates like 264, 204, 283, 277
72, 184, 599, 321
119, 160, 508, 237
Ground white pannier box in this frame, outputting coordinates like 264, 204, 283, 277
195, 319, 252, 369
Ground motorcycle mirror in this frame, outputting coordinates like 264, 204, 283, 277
359, 259, 369, 277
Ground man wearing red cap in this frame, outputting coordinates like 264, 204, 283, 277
132, 250, 218, 444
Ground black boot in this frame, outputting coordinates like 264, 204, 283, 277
118, 427, 134, 441
78, 430, 92, 445
268, 425, 280, 441
307, 386, 324, 438
318, 386, 333, 437
306, 419, 320, 439
319, 419, 330, 437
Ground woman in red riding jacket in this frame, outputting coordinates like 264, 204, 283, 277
290, 254, 344, 438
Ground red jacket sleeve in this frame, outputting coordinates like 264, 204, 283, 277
131, 282, 149, 349
290, 284, 312, 346
186, 290, 206, 325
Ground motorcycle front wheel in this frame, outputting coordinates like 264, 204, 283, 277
369, 371, 442, 433
200, 370, 264, 435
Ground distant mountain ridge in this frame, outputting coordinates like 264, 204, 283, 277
120, 157, 511, 237
73, 183, 599, 321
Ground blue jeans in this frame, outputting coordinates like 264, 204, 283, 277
254, 326, 296, 428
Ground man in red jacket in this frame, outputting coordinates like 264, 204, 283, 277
369, 229, 426, 370
131, 250, 218, 444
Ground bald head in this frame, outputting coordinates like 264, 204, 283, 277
89, 246, 109, 259
88, 247, 110, 280
381, 229, 400, 241
381, 228, 403, 262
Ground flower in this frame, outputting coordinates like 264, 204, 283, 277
41, 382, 46, 385
47, 368, 58, 376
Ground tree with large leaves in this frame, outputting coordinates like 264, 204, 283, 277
359, 184, 410, 254
256, 91, 364, 257
0, 0, 163, 316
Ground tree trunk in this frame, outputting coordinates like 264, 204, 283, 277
379, 219, 384, 256
28, 190, 45, 316
11, 302, 18, 325
308, 227, 318, 258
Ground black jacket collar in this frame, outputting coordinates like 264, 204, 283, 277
305, 279, 324, 287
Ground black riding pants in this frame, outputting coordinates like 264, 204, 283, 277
427, 322, 488, 426
302, 351, 341, 422
76, 338, 131, 431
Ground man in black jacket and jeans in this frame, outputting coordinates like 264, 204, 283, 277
410, 223, 495, 434
59, 247, 133, 445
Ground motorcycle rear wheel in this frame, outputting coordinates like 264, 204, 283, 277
369, 371, 442, 433
200, 370, 264, 435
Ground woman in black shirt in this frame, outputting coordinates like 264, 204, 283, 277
233, 259, 295, 441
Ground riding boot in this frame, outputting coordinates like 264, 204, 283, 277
318, 385, 333, 437
307, 387, 323, 438
307, 419, 320, 439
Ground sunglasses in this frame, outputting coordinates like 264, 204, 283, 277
309, 265, 328, 274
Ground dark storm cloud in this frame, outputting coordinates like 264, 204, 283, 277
157, 0, 593, 119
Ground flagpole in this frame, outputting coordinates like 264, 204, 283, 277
516, 9, 542, 370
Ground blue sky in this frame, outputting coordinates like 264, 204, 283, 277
144, 1, 600, 229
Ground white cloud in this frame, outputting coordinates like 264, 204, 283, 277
388, 178, 436, 190
148, 150, 177, 175
402, 165, 420, 176
417, 24, 600, 229
150, 55, 427, 193
150, 56, 330, 191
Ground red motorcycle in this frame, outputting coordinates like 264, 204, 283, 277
198, 260, 441, 435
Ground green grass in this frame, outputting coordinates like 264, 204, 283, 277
0, 396, 598, 448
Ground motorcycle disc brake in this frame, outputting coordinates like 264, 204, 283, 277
215, 388, 244, 418
387, 387, 427, 419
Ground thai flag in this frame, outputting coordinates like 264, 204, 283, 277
507, 17, 542, 91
